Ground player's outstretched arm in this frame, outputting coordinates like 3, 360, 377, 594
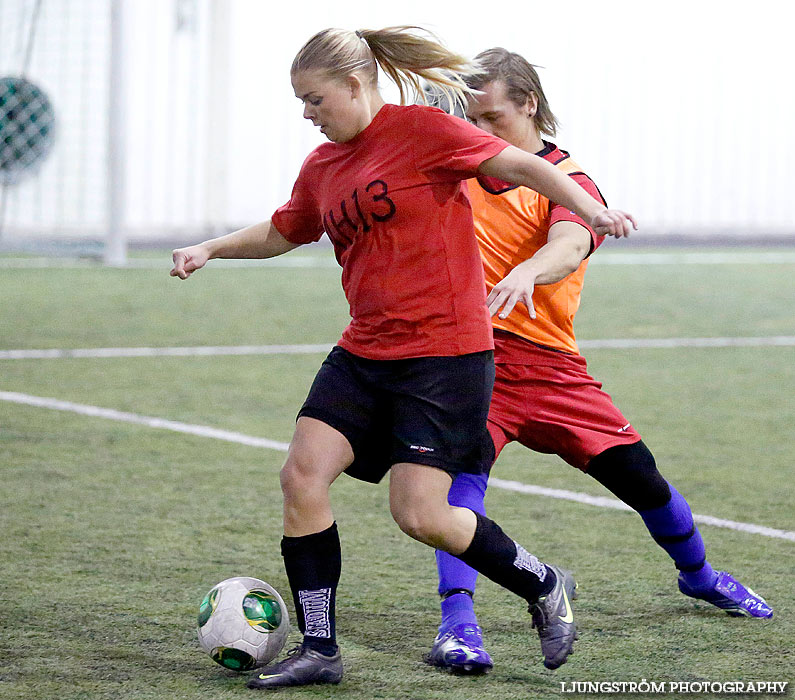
488, 223, 592, 320
479, 146, 637, 238
170, 219, 300, 280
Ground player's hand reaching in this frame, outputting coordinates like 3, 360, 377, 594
487, 265, 539, 320
591, 209, 637, 238
171, 244, 211, 280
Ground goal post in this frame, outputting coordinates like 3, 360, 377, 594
0, 0, 224, 263
104, 0, 127, 266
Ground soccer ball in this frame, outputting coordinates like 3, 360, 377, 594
197, 576, 290, 671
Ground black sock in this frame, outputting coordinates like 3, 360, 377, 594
455, 512, 555, 603
281, 522, 341, 655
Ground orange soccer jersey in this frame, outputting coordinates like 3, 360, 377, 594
467, 142, 605, 355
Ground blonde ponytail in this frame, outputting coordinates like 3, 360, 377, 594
291, 26, 478, 112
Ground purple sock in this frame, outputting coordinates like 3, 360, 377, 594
639, 484, 717, 590
436, 472, 488, 630
440, 592, 476, 629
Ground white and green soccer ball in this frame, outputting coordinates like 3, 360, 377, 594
197, 576, 290, 672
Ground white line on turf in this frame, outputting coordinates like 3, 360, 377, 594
578, 336, 795, 349
593, 252, 795, 265
486, 479, 795, 541
0, 390, 290, 451
2, 251, 795, 269
2, 389, 793, 543
0, 344, 335, 359
0, 256, 338, 269
2, 336, 794, 360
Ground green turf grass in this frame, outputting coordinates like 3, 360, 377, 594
1, 248, 793, 699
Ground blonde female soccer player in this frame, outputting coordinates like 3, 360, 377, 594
171, 27, 635, 689
425, 47, 772, 676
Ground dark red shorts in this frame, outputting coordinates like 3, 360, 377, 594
488, 331, 641, 471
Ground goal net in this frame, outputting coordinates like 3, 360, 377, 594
0, 0, 220, 264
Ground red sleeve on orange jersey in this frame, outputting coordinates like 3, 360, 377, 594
549, 173, 606, 255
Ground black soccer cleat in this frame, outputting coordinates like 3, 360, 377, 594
528, 566, 578, 670
246, 644, 343, 690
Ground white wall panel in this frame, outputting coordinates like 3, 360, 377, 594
1, 0, 792, 244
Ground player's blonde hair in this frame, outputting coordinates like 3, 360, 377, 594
291, 26, 477, 113
467, 47, 559, 137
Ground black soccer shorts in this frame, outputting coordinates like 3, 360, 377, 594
297, 346, 496, 484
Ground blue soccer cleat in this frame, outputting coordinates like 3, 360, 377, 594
678, 571, 773, 618
424, 622, 493, 674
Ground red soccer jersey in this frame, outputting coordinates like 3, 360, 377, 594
272, 104, 508, 360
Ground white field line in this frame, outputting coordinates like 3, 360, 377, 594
592, 252, 795, 265
0, 390, 290, 451
2, 251, 795, 269
486, 479, 795, 541
0, 344, 335, 360
2, 389, 793, 543
0, 256, 338, 269
578, 336, 795, 350
2, 336, 795, 360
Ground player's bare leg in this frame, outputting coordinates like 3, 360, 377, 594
280, 417, 351, 536
249, 418, 350, 689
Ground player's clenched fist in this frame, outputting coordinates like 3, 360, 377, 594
591, 209, 637, 238
171, 244, 211, 279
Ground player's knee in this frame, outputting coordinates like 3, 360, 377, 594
390, 501, 444, 546
587, 440, 670, 511
279, 453, 326, 500
390, 502, 423, 539
279, 460, 302, 500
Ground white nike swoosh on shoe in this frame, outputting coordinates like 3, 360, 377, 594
559, 588, 574, 624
